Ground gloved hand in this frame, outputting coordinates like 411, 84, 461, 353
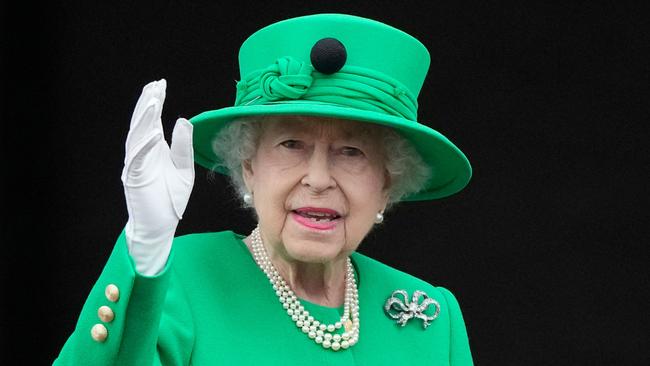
121, 79, 195, 276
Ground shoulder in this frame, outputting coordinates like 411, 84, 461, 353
351, 251, 437, 291
174, 230, 243, 246
351, 251, 472, 360
351, 251, 464, 310
174, 230, 241, 246
170, 230, 246, 263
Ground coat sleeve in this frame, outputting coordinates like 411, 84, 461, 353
437, 286, 474, 366
53, 228, 195, 365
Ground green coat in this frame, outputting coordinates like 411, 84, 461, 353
54, 230, 474, 365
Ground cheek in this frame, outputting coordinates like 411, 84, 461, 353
254, 172, 291, 215
250, 164, 301, 230
342, 170, 386, 235
345, 166, 387, 208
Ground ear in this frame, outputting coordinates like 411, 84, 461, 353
242, 159, 254, 193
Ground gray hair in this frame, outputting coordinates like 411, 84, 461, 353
208, 115, 432, 212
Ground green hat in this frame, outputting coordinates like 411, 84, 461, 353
190, 13, 472, 201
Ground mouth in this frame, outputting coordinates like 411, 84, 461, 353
291, 207, 343, 230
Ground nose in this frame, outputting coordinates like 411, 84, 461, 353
300, 144, 336, 193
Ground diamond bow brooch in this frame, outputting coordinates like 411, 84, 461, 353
384, 290, 441, 329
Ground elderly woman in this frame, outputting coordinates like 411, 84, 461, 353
55, 13, 473, 365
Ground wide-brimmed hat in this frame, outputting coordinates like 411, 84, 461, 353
190, 13, 472, 200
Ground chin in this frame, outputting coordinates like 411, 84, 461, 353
282, 237, 346, 264
279, 217, 344, 259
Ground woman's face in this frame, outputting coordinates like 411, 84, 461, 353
242, 115, 390, 264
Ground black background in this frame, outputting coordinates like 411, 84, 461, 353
2, 1, 649, 364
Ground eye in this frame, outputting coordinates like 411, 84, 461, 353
280, 140, 304, 149
341, 146, 364, 157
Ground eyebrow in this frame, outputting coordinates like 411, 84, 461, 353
269, 116, 370, 140
270, 118, 312, 134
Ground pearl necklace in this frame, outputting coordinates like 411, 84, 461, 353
250, 226, 360, 351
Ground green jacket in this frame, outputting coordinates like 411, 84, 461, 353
54, 230, 474, 365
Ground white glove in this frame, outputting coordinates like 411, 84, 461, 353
121, 79, 195, 276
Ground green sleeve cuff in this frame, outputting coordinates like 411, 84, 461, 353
54, 227, 174, 365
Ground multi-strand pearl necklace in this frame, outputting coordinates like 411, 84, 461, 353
250, 226, 360, 351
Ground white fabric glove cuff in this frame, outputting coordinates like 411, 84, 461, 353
124, 219, 177, 276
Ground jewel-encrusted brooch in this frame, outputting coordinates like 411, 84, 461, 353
384, 290, 440, 329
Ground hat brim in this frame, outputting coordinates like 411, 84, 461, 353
190, 101, 472, 201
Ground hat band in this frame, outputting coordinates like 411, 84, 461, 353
234, 56, 419, 121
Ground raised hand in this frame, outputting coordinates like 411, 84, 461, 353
121, 79, 195, 275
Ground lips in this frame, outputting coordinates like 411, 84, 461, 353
292, 207, 342, 221
291, 207, 342, 230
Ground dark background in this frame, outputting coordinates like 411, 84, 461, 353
2, 1, 648, 364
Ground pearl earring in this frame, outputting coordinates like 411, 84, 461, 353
375, 212, 384, 224
243, 192, 253, 205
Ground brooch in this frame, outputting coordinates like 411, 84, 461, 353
384, 290, 440, 329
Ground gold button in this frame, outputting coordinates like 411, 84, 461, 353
105, 284, 120, 302
98, 306, 114, 323
91, 324, 108, 342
